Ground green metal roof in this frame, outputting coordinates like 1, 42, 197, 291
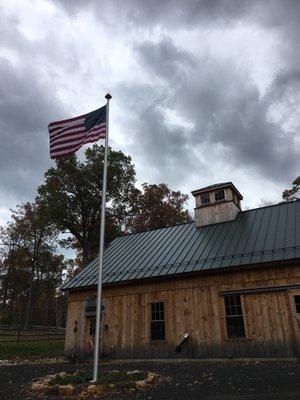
62, 200, 300, 290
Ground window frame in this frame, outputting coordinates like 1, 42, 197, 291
214, 189, 225, 202
294, 295, 300, 314
200, 193, 210, 205
224, 295, 246, 339
150, 302, 166, 342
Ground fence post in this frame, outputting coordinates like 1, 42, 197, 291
47, 327, 50, 343
17, 326, 21, 346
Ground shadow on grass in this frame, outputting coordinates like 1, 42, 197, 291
0, 340, 64, 359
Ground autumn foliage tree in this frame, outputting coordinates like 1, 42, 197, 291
127, 183, 192, 233
0, 203, 72, 326
37, 145, 191, 267
37, 145, 136, 267
0, 146, 193, 327
282, 176, 300, 202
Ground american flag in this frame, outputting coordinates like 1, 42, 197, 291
48, 105, 106, 159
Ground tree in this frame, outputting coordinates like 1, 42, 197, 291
0, 202, 66, 326
0, 244, 69, 326
10, 203, 59, 325
37, 145, 136, 267
282, 176, 300, 202
126, 183, 192, 233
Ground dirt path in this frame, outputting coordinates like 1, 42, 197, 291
0, 361, 299, 399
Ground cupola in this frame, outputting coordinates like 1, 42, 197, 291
191, 182, 243, 227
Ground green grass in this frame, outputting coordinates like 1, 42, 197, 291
0, 340, 64, 360
49, 371, 147, 387
50, 372, 92, 386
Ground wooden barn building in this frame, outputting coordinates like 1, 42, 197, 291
62, 182, 300, 359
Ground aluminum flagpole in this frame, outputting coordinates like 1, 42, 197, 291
92, 93, 112, 383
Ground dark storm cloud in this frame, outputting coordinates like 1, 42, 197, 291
115, 0, 251, 28
54, 0, 300, 186
115, 81, 203, 186
0, 10, 68, 206
55, 0, 299, 34
0, 57, 65, 204
55, 0, 249, 28
0, 8, 83, 209
112, 40, 202, 184
1, 0, 299, 218
136, 38, 196, 80
122, 37, 298, 184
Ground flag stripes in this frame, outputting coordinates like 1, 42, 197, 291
48, 106, 106, 159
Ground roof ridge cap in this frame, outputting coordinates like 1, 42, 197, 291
242, 199, 298, 214
118, 220, 195, 237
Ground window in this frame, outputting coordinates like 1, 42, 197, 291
295, 295, 300, 313
200, 193, 210, 205
215, 189, 225, 202
150, 302, 165, 341
224, 295, 246, 339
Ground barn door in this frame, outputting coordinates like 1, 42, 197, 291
242, 291, 296, 357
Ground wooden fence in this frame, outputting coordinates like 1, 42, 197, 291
0, 325, 66, 344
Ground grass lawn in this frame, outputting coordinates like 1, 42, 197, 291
0, 340, 64, 360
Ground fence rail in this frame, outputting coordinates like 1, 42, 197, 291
0, 325, 66, 344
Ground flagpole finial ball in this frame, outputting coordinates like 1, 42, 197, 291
105, 93, 112, 100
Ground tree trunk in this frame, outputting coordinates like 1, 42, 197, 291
2, 247, 15, 314
13, 300, 16, 325
82, 236, 89, 268
2, 278, 8, 314
24, 269, 34, 326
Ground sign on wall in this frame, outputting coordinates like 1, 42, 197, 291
85, 296, 106, 317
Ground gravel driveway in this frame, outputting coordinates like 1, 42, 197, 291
0, 360, 299, 400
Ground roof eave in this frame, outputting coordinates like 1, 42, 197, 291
61, 257, 300, 292
191, 182, 243, 200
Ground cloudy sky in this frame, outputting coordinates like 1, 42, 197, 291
0, 0, 299, 225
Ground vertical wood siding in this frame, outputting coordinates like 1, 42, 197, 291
65, 264, 300, 358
